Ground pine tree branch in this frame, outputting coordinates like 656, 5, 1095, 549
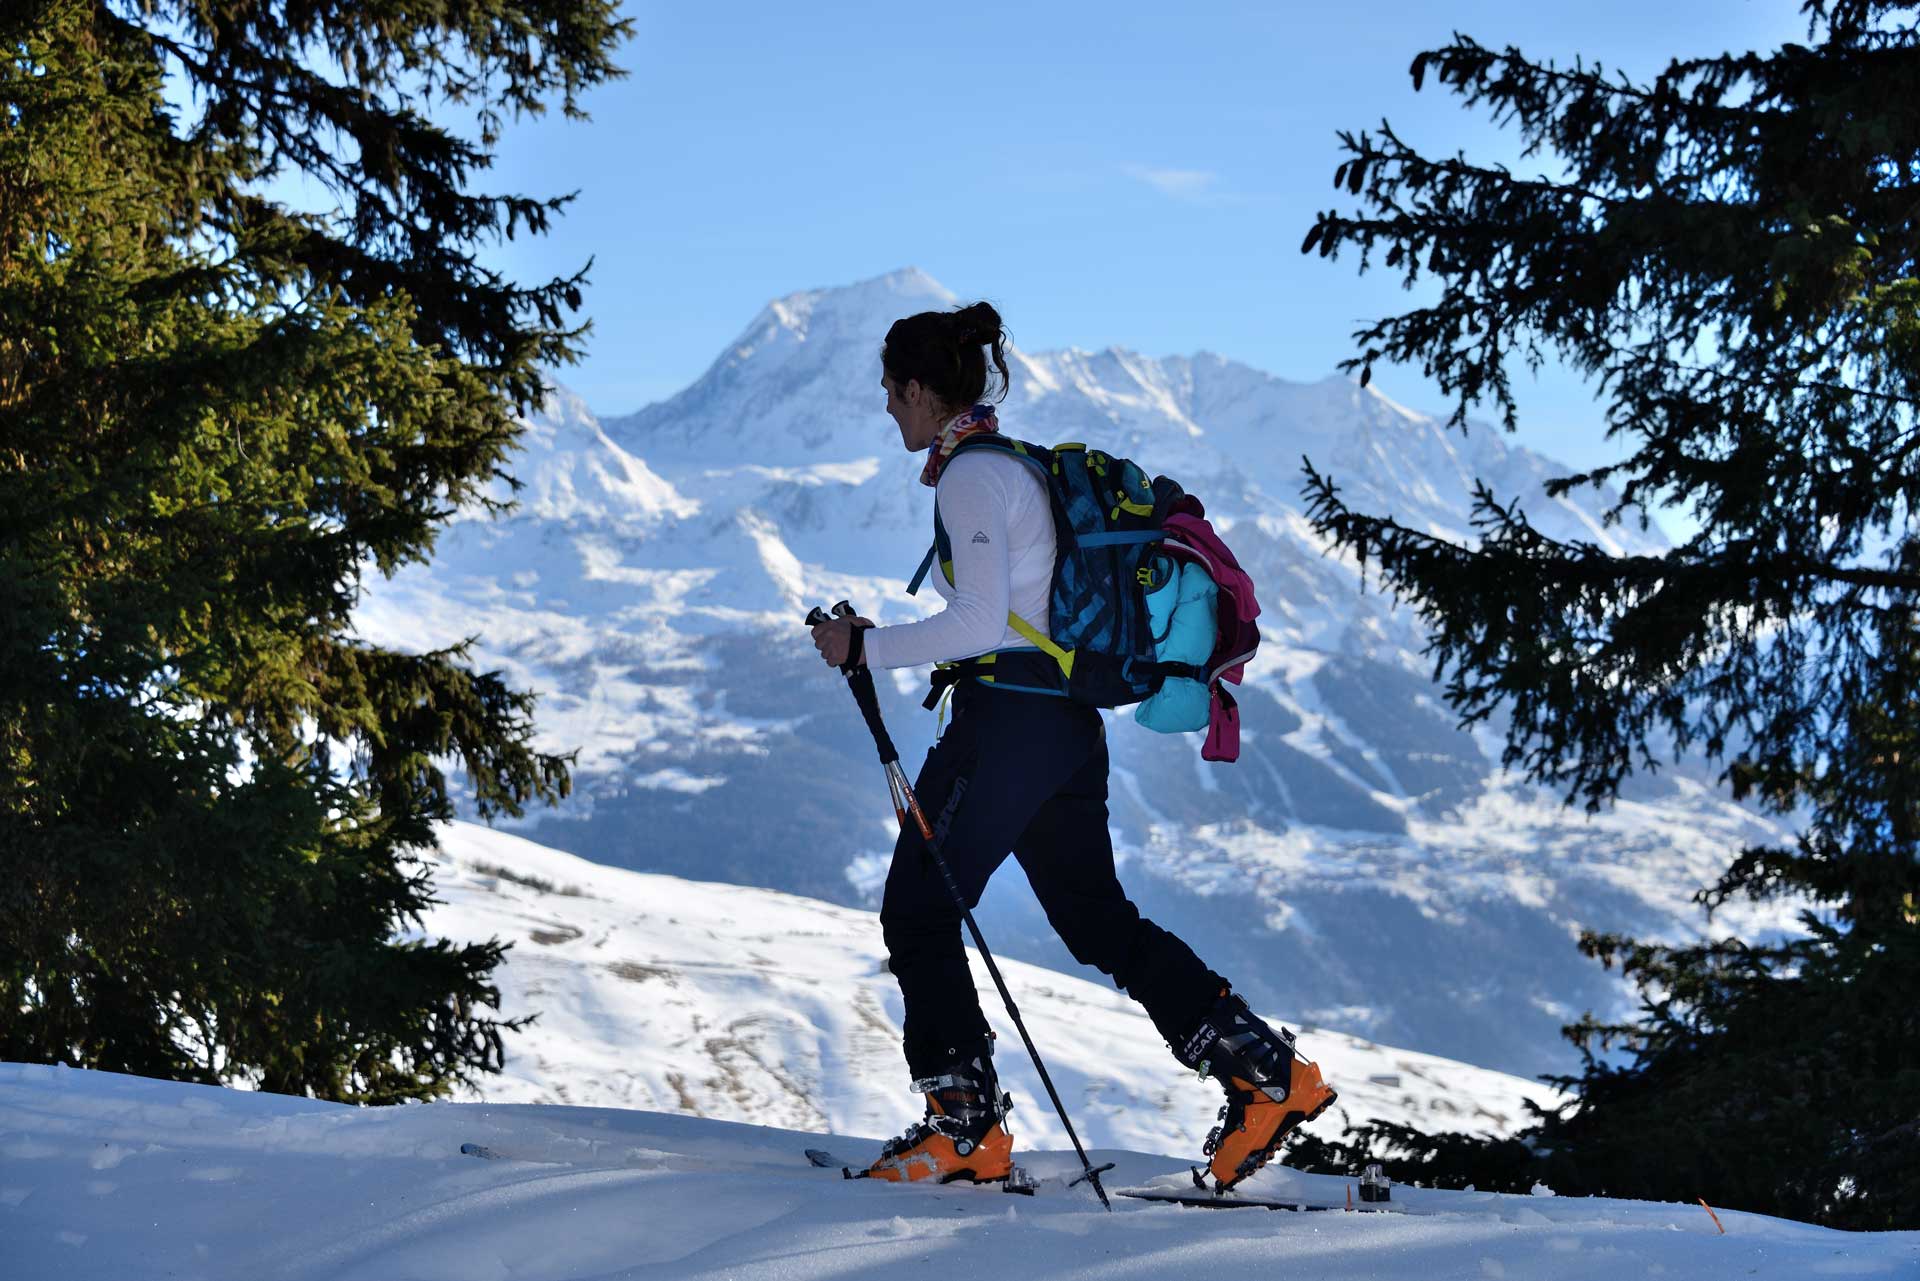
1305, 456, 1920, 595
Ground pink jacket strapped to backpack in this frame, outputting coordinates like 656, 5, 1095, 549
1159, 495, 1261, 763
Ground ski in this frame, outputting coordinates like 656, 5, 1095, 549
1117, 1187, 1407, 1214
459, 1142, 504, 1160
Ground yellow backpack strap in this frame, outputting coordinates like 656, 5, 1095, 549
1004, 612, 1075, 680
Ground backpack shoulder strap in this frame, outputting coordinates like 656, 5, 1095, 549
906, 436, 1049, 596
949, 433, 1055, 483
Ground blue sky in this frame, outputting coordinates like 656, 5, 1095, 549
474, 0, 1810, 480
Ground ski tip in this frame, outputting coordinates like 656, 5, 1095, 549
459, 1143, 498, 1160
804, 1145, 871, 1180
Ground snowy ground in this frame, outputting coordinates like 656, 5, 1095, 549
5, 1063, 1915, 1281
420, 822, 1560, 1153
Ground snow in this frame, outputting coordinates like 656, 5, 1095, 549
4, 1061, 1913, 1281
421, 822, 1561, 1150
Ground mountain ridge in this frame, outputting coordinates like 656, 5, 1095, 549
602, 268, 1663, 564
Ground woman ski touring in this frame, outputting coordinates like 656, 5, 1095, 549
807, 300, 1336, 1191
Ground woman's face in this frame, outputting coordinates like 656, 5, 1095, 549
882, 371, 941, 452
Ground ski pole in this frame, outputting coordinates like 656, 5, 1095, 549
805, 601, 1114, 1211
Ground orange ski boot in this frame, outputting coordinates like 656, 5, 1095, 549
1178, 990, 1338, 1193
863, 1053, 1014, 1186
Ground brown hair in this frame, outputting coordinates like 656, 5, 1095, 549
881, 301, 1011, 410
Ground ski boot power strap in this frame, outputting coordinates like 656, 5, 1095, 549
1176, 991, 1338, 1194
1177, 991, 1299, 1097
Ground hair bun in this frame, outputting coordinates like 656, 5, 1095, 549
953, 302, 1002, 347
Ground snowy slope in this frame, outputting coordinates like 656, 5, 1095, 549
351, 267, 1800, 1081
5, 1062, 1914, 1281
423, 822, 1558, 1154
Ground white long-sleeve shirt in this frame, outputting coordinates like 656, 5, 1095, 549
861, 449, 1054, 670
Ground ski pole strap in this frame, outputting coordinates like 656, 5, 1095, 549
845, 666, 899, 765
841, 620, 868, 673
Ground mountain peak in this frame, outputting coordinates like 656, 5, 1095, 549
610, 269, 975, 459
746, 267, 960, 348
872, 265, 955, 299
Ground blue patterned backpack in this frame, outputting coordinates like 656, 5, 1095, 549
907, 436, 1199, 708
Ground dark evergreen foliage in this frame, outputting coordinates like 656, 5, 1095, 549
1293, 1, 1920, 1229
1, 1, 627, 1101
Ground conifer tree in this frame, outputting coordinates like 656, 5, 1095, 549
1, 1, 626, 1101
1293, 0, 1920, 1227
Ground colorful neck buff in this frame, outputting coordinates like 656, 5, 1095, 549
919, 404, 1000, 487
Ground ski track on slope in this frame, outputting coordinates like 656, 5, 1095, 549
3, 1063, 1914, 1281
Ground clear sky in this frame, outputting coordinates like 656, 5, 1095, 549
473, 0, 1812, 478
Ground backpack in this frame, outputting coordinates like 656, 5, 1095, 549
905, 436, 1260, 762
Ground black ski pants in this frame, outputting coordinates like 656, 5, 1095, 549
880, 677, 1224, 1080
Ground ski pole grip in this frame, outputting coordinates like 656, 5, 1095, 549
804, 604, 895, 763
805, 604, 869, 673
844, 666, 899, 766
827, 600, 869, 675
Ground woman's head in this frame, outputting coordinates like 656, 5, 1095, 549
880, 301, 1011, 450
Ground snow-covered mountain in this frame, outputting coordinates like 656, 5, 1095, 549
352, 268, 1798, 1081
8, 1059, 1910, 1281
422, 822, 1558, 1152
